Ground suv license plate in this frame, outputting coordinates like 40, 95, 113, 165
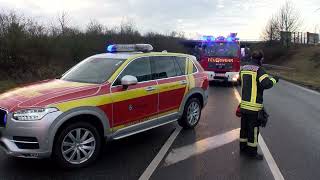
215, 73, 225, 77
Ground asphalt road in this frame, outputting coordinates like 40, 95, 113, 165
0, 80, 319, 180
261, 80, 320, 180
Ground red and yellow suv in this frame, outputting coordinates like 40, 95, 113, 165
0, 44, 208, 168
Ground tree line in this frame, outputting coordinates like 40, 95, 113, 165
0, 12, 187, 83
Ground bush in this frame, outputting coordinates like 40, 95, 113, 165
0, 12, 187, 83
250, 42, 289, 64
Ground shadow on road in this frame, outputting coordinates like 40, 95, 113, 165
0, 124, 176, 180
209, 81, 238, 88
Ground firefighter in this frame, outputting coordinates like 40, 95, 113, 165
239, 50, 279, 160
244, 47, 251, 62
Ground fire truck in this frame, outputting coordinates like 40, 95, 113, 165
189, 33, 241, 85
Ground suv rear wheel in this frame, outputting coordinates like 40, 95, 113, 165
53, 121, 102, 169
178, 98, 202, 129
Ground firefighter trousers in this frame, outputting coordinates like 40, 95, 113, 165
240, 112, 260, 155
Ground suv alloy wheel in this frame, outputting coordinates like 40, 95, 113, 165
53, 121, 102, 169
178, 98, 202, 129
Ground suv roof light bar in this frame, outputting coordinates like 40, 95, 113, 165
106, 44, 153, 53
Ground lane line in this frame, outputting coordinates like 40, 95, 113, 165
259, 135, 285, 180
233, 86, 242, 102
139, 126, 182, 180
164, 128, 240, 166
233, 87, 285, 180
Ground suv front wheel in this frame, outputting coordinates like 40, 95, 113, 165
53, 121, 102, 169
178, 98, 202, 129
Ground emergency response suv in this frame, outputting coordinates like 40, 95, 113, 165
0, 44, 208, 168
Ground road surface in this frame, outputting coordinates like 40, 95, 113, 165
0, 80, 319, 180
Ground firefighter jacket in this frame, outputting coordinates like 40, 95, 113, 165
240, 62, 278, 113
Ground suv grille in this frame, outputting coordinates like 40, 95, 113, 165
0, 109, 6, 127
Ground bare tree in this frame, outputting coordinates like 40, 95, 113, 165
120, 17, 139, 35
86, 20, 104, 35
277, 1, 302, 33
26, 18, 46, 37
58, 12, 70, 34
262, 15, 279, 41
262, 1, 303, 42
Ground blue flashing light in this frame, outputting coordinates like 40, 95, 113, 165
107, 45, 116, 52
106, 44, 153, 53
201, 34, 239, 43
201, 36, 215, 42
226, 37, 233, 42
217, 36, 225, 41
3, 114, 6, 125
230, 33, 237, 38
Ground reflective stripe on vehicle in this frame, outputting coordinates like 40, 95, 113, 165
51, 78, 189, 112
111, 108, 179, 131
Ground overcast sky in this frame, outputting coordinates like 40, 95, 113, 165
0, 0, 319, 39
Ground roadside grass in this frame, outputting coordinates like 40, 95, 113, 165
268, 69, 320, 91
266, 46, 320, 91
0, 80, 18, 93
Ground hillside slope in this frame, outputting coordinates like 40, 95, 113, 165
267, 46, 320, 91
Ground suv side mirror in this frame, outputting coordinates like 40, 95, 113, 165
121, 75, 138, 89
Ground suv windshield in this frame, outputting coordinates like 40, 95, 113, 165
203, 42, 239, 58
61, 57, 125, 84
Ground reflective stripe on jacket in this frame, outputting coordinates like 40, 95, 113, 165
240, 62, 277, 112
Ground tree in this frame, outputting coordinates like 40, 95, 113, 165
262, 15, 279, 41
86, 20, 104, 35
277, 1, 302, 33
262, 1, 303, 42
58, 12, 70, 34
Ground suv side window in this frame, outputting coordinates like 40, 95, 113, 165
173, 59, 184, 76
192, 62, 198, 73
114, 57, 152, 86
150, 56, 178, 79
175, 57, 187, 75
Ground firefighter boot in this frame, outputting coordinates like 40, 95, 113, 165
246, 146, 263, 160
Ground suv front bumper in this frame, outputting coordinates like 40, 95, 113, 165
0, 111, 62, 159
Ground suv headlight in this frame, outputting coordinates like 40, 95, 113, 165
13, 108, 58, 121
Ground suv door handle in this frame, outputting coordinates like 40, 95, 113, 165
145, 86, 156, 91
180, 80, 187, 85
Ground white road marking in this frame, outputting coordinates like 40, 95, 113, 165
164, 128, 240, 166
233, 86, 242, 103
259, 135, 285, 180
233, 87, 285, 180
139, 126, 182, 180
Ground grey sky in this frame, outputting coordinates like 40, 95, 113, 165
0, 0, 319, 39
